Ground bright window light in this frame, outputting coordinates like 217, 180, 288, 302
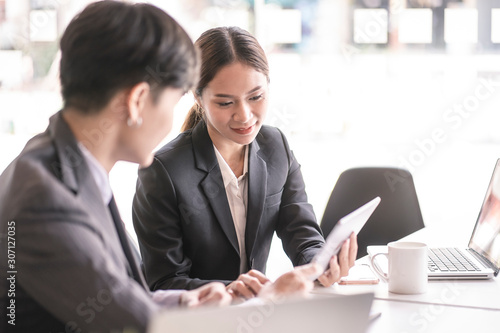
263, 8, 302, 44
398, 9, 433, 44
444, 8, 478, 44
491, 8, 500, 43
353, 9, 388, 44
29, 10, 57, 42
0, 50, 22, 88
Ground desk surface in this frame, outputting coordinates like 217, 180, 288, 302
348, 226, 499, 310
314, 225, 500, 332
315, 272, 500, 310
367, 299, 500, 333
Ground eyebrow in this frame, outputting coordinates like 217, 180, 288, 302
214, 86, 263, 98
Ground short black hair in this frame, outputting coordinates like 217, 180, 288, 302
59, 0, 198, 113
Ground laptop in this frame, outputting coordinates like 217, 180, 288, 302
369, 159, 500, 280
147, 293, 374, 333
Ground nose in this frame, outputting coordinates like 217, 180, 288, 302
233, 102, 252, 123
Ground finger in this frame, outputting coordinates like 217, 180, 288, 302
329, 256, 341, 283
186, 283, 229, 308
199, 283, 232, 307
193, 284, 218, 306
338, 239, 351, 277
317, 273, 332, 287
226, 284, 241, 301
246, 270, 270, 284
239, 275, 266, 294
199, 291, 231, 307
318, 257, 340, 287
231, 280, 256, 299
348, 233, 358, 267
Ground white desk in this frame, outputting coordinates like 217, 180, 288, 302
367, 299, 500, 333
315, 275, 500, 310
313, 225, 500, 332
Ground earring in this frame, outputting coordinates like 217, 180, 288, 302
127, 117, 143, 128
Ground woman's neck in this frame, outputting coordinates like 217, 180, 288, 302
215, 142, 246, 178
228, 146, 246, 178
207, 124, 247, 177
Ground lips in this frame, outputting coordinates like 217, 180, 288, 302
231, 124, 255, 135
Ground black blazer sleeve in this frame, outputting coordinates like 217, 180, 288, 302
133, 157, 232, 291
273, 129, 325, 266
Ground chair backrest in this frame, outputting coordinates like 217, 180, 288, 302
320, 167, 425, 259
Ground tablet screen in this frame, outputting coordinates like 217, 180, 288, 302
311, 196, 381, 280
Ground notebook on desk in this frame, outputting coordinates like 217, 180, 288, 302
369, 159, 500, 280
147, 293, 374, 333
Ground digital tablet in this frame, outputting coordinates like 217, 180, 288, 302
310, 196, 381, 281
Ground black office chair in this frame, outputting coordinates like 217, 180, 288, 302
320, 167, 425, 259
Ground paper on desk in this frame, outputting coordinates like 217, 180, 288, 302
339, 264, 379, 284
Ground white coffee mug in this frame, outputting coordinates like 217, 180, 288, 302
371, 241, 428, 294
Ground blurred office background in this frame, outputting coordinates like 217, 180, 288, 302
2, 0, 500, 279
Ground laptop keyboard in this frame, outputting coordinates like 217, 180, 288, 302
428, 248, 481, 272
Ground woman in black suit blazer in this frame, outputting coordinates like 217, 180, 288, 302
133, 27, 358, 300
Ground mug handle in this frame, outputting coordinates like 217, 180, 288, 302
370, 253, 389, 280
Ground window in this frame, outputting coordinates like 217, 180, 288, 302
444, 8, 478, 44
0, 0, 6, 22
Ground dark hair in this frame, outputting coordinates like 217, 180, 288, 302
59, 0, 199, 113
181, 26, 269, 131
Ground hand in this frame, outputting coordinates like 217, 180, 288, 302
258, 263, 322, 302
226, 270, 270, 302
180, 282, 232, 308
318, 232, 358, 287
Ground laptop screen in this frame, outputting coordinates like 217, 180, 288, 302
469, 159, 500, 270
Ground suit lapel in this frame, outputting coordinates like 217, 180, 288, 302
49, 111, 85, 194
48, 111, 139, 283
192, 121, 240, 255
245, 139, 267, 262
49, 111, 110, 224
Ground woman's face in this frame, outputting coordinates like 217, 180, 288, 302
199, 62, 269, 149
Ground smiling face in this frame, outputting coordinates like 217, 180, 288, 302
198, 62, 269, 150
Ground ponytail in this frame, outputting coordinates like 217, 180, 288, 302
181, 103, 204, 132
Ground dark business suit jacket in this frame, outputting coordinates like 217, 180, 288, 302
133, 120, 325, 291
0, 112, 158, 333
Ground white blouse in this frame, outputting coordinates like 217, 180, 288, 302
213, 144, 249, 274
